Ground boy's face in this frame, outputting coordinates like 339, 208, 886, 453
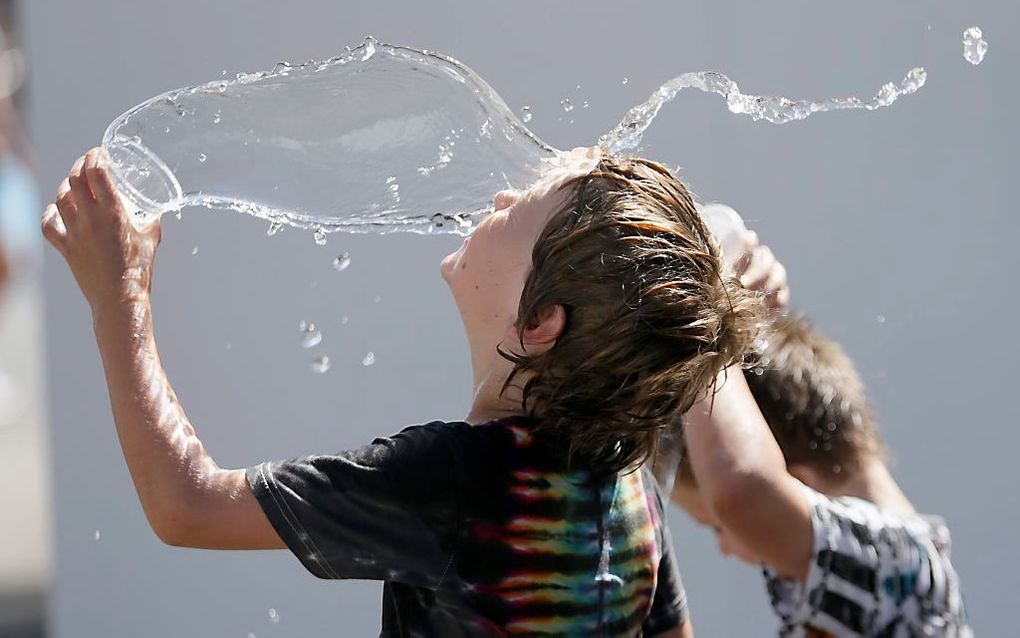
672, 481, 760, 566
440, 149, 598, 375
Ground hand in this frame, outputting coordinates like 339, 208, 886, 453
41, 148, 162, 316
733, 231, 789, 311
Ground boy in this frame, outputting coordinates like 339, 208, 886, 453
671, 299, 971, 635
43, 147, 761, 636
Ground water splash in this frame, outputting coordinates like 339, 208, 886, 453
333, 252, 352, 271
362, 352, 376, 366
103, 36, 554, 236
310, 355, 330, 373
104, 36, 930, 239
599, 67, 927, 154
963, 27, 988, 65
299, 321, 322, 348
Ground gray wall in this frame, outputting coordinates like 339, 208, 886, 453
29, 0, 1017, 635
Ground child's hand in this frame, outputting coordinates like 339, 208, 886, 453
41, 148, 162, 315
734, 231, 789, 311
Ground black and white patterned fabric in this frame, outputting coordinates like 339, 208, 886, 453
764, 485, 972, 637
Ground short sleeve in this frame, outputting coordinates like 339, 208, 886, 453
247, 422, 466, 588
765, 486, 883, 635
642, 472, 689, 635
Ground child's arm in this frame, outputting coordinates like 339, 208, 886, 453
681, 235, 810, 579
683, 370, 813, 579
44, 148, 283, 550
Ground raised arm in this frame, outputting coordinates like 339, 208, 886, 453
680, 234, 811, 579
43, 148, 283, 550
682, 369, 812, 579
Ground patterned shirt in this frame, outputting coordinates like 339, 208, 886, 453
765, 485, 971, 637
248, 417, 687, 636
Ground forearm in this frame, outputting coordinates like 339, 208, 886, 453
92, 298, 230, 537
683, 366, 812, 577
684, 366, 788, 497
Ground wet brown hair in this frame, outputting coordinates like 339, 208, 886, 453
676, 313, 885, 485
501, 155, 762, 474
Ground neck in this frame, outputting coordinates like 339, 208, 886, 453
830, 459, 915, 515
465, 357, 527, 425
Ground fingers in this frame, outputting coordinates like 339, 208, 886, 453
55, 176, 78, 228
83, 148, 118, 207
739, 244, 775, 291
732, 231, 759, 277
68, 153, 95, 204
41, 203, 67, 251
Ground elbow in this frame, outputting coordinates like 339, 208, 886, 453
141, 491, 205, 548
148, 506, 195, 547
705, 470, 770, 528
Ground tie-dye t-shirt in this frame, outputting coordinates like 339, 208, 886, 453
247, 417, 687, 636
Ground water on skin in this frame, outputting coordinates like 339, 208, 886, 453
103, 36, 928, 238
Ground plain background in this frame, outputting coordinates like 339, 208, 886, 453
24, 0, 1017, 635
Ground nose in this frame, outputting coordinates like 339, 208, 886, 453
493, 189, 519, 211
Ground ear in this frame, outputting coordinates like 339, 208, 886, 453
520, 304, 567, 350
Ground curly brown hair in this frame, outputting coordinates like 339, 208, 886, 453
501, 155, 762, 474
744, 313, 886, 481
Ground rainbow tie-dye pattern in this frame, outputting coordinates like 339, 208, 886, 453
449, 421, 666, 636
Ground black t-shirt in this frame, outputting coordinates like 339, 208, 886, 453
247, 417, 687, 636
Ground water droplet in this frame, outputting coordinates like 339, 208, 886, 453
313, 228, 327, 245
963, 27, 988, 65
808, 440, 818, 450
268, 608, 279, 623
267, 221, 283, 236
217, 82, 227, 93
213, 110, 221, 124
300, 323, 322, 348
373, 295, 382, 303
575, 84, 582, 90
225, 342, 232, 350
582, 100, 589, 109
333, 253, 352, 271
198, 153, 207, 163
94, 530, 100, 541
832, 464, 842, 474
362, 352, 376, 366
340, 315, 349, 325
361, 36, 377, 61
560, 98, 574, 112
175, 210, 183, 221
248, 633, 256, 638
520, 106, 532, 122
875, 314, 886, 324
753, 367, 764, 376
191, 246, 199, 256
622, 77, 629, 85
221, 69, 228, 76
822, 441, 832, 451
164, 126, 171, 134
827, 422, 837, 432
311, 355, 330, 374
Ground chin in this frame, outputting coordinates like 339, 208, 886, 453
440, 253, 454, 282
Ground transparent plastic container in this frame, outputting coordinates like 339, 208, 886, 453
697, 202, 748, 267
102, 37, 556, 235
